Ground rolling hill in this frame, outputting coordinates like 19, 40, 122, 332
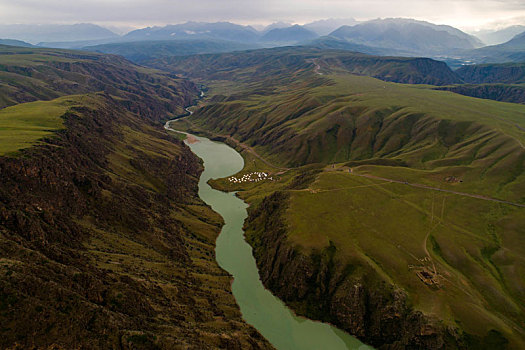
84, 39, 256, 64
149, 46, 462, 86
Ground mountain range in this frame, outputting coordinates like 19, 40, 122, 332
1, 19, 524, 67
0, 39, 34, 47
303, 18, 359, 35
124, 21, 260, 43
3, 16, 525, 350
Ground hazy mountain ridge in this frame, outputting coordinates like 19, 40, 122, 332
460, 31, 525, 64
304, 18, 359, 36
473, 25, 525, 45
124, 21, 260, 43
84, 39, 257, 64
4, 19, 525, 67
329, 18, 483, 56
0, 39, 34, 47
260, 25, 318, 45
0, 23, 118, 44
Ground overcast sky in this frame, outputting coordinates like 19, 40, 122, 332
0, 0, 524, 32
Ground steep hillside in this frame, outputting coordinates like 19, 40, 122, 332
434, 63, 525, 104
437, 84, 525, 104
84, 39, 255, 64
0, 47, 271, 349
0, 45, 194, 117
165, 51, 525, 348
456, 63, 525, 84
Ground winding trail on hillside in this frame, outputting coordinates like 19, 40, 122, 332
224, 135, 290, 171
349, 172, 525, 208
307, 58, 323, 75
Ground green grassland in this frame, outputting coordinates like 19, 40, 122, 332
284, 168, 525, 344
190, 72, 525, 205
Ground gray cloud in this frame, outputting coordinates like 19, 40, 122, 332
0, 0, 523, 30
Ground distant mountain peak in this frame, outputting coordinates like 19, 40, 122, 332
261, 21, 294, 33
0, 23, 118, 44
304, 18, 359, 36
260, 25, 318, 44
329, 18, 483, 56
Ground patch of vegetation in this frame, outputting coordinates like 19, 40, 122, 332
0, 96, 81, 156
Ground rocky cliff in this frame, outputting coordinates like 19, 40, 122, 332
437, 84, 525, 104
456, 63, 525, 84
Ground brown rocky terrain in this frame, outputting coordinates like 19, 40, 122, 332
0, 46, 272, 349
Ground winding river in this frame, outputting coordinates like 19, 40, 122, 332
166, 122, 371, 350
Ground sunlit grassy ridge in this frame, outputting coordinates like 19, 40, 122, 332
0, 95, 84, 156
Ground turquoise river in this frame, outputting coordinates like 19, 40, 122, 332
167, 123, 372, 350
